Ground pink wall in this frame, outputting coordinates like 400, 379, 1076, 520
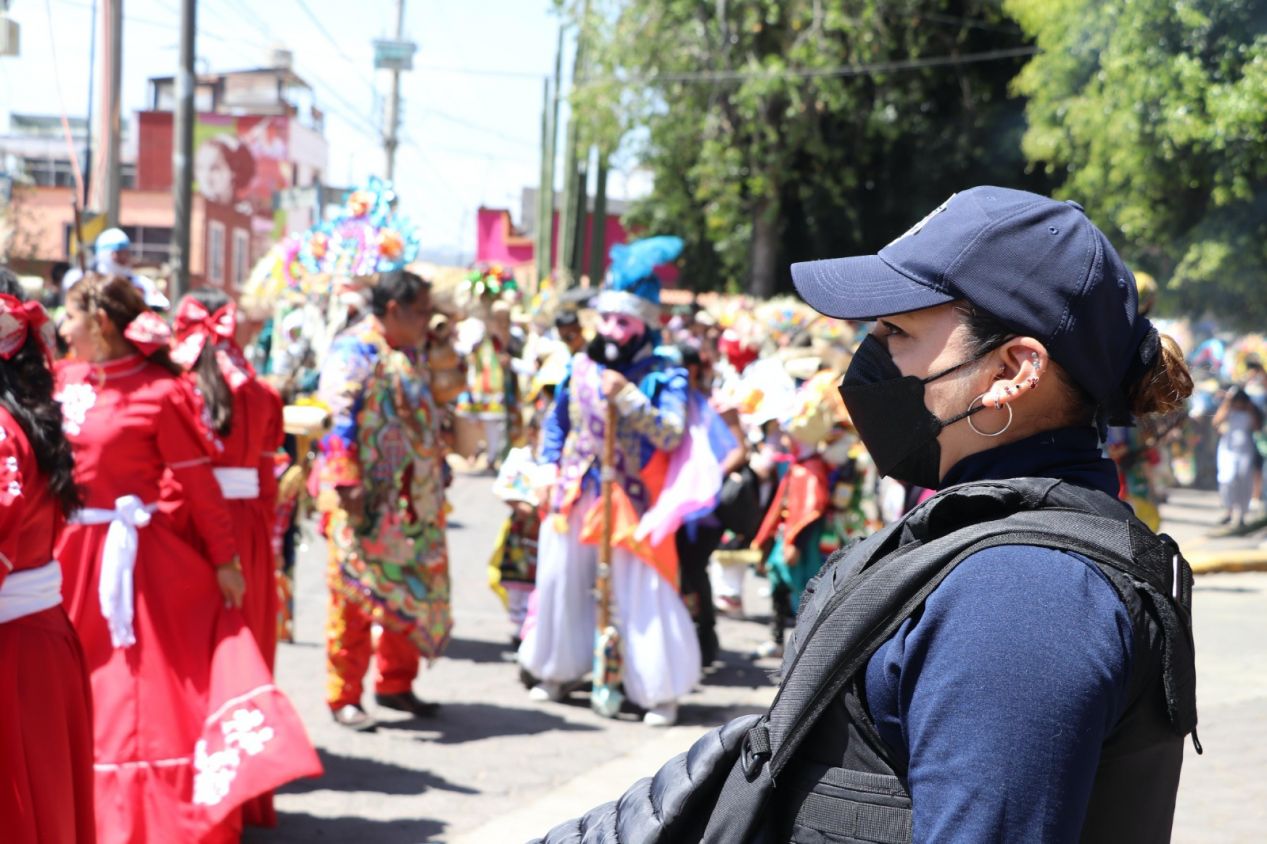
476, 208, 535, 266
477, 205, 681, 287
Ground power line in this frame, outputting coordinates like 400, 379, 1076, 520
577, 45, 1039, 86
422, 107, 536, 150
412, 63, 547, 81
54, 0, 274, 52
291, 0, 378, 98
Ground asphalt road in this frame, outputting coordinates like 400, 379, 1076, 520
245, 476, 1267, 843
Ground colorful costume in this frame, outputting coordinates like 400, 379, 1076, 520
519, 350, 702, 709
54, 354, 320, 844
0, 407, 95, 844
519, 237, 707, 714
752, 452, 832, 646
318, 317, 452, 711
454, 267, 521, 465
488, 447, 544, 630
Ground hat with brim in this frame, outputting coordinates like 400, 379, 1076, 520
791, 255, 953, 321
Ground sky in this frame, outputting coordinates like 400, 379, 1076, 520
0, 0, 644, 261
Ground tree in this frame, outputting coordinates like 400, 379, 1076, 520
562, 0, 1050, 295
1006, 0, 1267, 327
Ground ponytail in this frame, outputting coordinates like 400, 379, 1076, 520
1127, 333, 1193, 418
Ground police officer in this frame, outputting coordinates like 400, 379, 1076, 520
534, 187, 1198, 844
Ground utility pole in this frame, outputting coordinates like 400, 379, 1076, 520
533, 75, 553, 288
382, 0, 406, 182
569, 154, 589, 284
554, 1, 591, 288
170, 0, 195, 299
588, 152, 608, 287
89, 0, 123, 226
83, 0, 98, 206
534, 25, 564, 287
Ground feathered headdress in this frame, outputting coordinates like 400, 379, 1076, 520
591, 235, 683, 326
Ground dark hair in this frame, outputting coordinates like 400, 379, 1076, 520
181, 288, 235, 436
0, 270, 82, 517
370, 270, 429, 318
555, 310, 580, 328
676, 343, 702, 368
67, 274, 182, 376
958, 303, 1192, 421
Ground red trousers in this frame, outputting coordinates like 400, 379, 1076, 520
325, 588, 420, 709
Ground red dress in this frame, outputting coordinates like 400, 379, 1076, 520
165, 348, 285, 827
0, 408, 96, 844
54, 355, 321, 844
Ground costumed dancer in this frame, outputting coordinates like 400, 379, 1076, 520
488, 446, 545, 648
750, 423, 833, 660
317, 270, 452, 732
54, 275, 320, 844
455, 267, 520, 470
518, 236, 705, 727
0, 283, 95, 844
167, 290, 286, 827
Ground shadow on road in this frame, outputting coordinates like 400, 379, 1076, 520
377, 701, 602, 744
701, 655, 777, 690
243, 812, 446, 843
444, 635, 516, 664
279, 748, 478, 797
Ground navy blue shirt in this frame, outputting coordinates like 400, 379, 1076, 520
864, 427, 1136, 842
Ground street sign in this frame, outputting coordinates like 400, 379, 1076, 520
373, 39, 417, 71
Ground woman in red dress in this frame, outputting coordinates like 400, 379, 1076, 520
55, 275, 320, 844
0, 279, 95, 843
168, 288, 285, 827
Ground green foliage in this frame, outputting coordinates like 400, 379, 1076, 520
560, 0, 1049, 295
1006, 0, 1267, 327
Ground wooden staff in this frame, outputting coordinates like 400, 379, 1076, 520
591, 397, 624, 717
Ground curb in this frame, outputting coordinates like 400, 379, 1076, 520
1189, 549, 1267, 575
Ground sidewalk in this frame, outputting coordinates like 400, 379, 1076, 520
1158, 487, 1267, 573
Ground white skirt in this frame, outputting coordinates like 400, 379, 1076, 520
518, 497, 701, 708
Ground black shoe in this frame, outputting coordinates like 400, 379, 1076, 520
332, 704, 377, 732
375, 691, 441, 718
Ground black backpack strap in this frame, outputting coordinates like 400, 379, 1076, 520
703, 479, 1199, 842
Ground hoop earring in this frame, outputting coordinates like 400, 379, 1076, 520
967, 393, 1013, 438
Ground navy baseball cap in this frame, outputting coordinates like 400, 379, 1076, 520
792, 186, 1157, 422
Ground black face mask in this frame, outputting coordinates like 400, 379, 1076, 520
585, 331, 647, 371
839, 334, 991, 490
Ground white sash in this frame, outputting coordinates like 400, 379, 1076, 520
213, 467, 260, 500
69, 495, 158, 648
0, 560, 62, 624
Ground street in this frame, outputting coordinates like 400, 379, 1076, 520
246, 476, 1267, 844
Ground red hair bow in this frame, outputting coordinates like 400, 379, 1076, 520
123, 311, 173, 356
0, 294, 56, 365
170, 298, 238, 369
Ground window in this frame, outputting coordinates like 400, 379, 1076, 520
207, 221, 225, 286
20, 156, 77, 188
127, 226, 172, 266
232, 228, 250, 289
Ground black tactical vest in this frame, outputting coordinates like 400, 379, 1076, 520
702, 478, 1198, 844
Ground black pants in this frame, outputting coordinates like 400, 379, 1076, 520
676, 523, 723, 667
770, 583, 794, 646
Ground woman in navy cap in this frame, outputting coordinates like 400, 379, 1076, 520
766, 186, 1197, 843
533, 187, 1199, 844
